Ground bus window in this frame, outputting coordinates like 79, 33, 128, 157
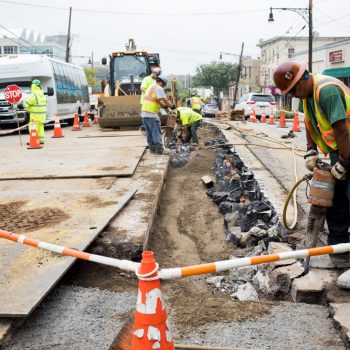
57, 63, 67, 89
52, 61, 62, 89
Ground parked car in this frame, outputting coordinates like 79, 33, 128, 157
201, 103, 219, 118
234, 93, 276, 119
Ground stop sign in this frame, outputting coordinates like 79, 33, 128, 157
4, 84, 22, 104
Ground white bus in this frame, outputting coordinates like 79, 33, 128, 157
0, 55, 90, 126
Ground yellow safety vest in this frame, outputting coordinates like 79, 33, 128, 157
24, 84, 47, 119
177, 107, 202, 126
191, 97, 201, 110
141, 84, 161, 114
303, 74, 350, 155
140, 75, 156, 105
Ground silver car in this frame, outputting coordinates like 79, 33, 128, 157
234, 93, 276, 119
201, 103, 219, 118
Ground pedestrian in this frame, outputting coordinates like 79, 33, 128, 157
141, 75, 174, 155
190, 94, 202, 114
139, 67, 162, 131
24, 79, 47, 145
177, 106, 202, 145
273, 61, 350, 289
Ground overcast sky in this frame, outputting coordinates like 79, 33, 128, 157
0, 0, 349, 74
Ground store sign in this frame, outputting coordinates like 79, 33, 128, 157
329, 49, 344, 64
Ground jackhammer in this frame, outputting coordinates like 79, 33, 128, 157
283, 160, 335, 273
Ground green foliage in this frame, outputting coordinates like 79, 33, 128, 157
192, 62, 237, 98
84, 67, 98, 87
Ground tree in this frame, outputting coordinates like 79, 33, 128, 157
84, 67, 98, 88
192, 62, 237, 99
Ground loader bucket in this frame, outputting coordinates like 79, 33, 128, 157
99, 95, 141, 128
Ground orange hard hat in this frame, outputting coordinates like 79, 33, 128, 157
273, 61, 307, 94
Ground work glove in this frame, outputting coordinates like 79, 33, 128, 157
304, 149, 319, 172
331, 161, 347, 180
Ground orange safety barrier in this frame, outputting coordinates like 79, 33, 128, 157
268, 113, 275, 125
278, 110, 287, 128
291, 110, 301, 132
260, 112, 267, 123
27, 123, 42, 149
71, 113, 81, 131
52, 114, 64, 138
132, 251, 174, 350
83, 112, 91, 127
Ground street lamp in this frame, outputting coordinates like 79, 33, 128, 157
268, 1, 313, 72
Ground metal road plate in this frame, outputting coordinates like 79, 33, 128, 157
0, 188, 137, 317
0, 147, 145, 180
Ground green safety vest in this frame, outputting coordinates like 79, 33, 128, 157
140, 75, 156, 105
191, 96, 201, 110
24, 84, 47, 119
177, 107, 202, 126
303, 74, 350, 155
141, 84, 161, 114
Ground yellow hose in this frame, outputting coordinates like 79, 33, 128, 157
282, 177, 307, 229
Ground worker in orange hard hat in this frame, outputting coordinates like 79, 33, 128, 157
274, 60, 350, 289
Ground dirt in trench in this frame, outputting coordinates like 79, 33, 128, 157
148, 127, 272, 334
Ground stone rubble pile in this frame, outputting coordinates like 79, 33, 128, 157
205, 139, 307, 301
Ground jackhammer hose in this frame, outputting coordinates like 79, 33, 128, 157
282, 177, 307, 230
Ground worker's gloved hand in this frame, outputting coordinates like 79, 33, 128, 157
304, 150, 319, 172
331, 161, 347, 180
16, 101, 24, 109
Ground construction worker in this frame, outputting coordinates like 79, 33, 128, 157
141, 75, 174, 155
139, 67, 162, 131
273, 61, 350, 289
190, 94, 202, 114
24, 79, 47, 144
177, 106, 202, 145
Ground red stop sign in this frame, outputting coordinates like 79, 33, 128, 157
4, 84, 22, 104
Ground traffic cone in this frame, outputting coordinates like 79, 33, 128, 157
268, 112, 275, 125
27, 123, 42, 149
71, 113, 81, 131
261, 112, 266, 123
132, 251, 174, 350
278, 110, 287, 128
93, 110, 99, 124
248, 109, 254, 122
51, 114, 64, 138
291, 110, 301, 132
83, 112, 91, 127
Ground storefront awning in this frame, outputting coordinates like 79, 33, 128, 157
323, 67, 350, 78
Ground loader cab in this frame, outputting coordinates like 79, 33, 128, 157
101, 51, 160, 97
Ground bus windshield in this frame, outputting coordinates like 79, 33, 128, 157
0, 81, 31, 94
114, 55, 147, 82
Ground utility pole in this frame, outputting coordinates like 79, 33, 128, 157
308, 0, 313, 72
65, 6, 72, 63
233, 42, 244, 104
91, 51, 94, 69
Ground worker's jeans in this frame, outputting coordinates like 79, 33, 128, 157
142, 117, 163, 151
190, 120, 202, 144
326, 175, 350, 245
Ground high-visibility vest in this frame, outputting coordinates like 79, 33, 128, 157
177, 107, 202, 126
24, 84, 47, 119
303, 74, 350, 155
140, 75, 156, 104
191, 97, 201, 110
141, 84, 161, 114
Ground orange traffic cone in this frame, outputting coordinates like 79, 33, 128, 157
27, 123, 42, 149
52, 114, 64, 138
93, 110, 99, 124
261, 112, 266, 123
132, 251, 174, 350
72, 113, 81, 131
268, 112, 275, 125
278, 110, 287, 128
83, 112, 91, 127
248, 109, 254, 122
291, 110, 301, 132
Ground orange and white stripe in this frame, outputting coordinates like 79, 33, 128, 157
1, 229, 349, 280
158, 243, 350, 279
0, 229, 140, 273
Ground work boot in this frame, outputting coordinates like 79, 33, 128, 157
337, 269, 350, 289
155, 148, 170, 155
329, 253, 350, 269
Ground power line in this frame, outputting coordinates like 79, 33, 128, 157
0, 0, 266, 16
313, 5, 350, 30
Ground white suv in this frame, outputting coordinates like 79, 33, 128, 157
234, 93, 276, 119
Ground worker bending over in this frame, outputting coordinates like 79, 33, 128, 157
177, 106, 202, 145
274, 61, 350, 289
141, 76, 174, 155
24, 79, 47, 145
